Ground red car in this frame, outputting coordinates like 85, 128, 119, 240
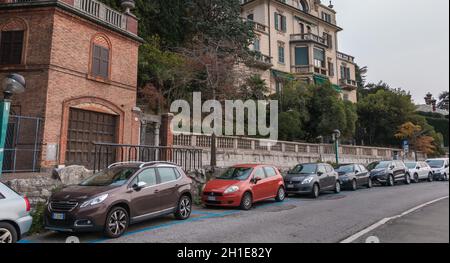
202, 164, 286, 210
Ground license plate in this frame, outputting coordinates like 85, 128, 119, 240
287, 184, 294, 188
207, 196, 216, 201
52, 213, 65, 220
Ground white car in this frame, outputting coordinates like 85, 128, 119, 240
0, 183, 33, 243
404, 161, 434, 183
426, 158, 449, 181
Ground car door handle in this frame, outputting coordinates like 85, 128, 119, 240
154, 189, 160, 194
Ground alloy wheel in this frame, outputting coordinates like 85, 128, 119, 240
414, 174, 419, 183
335, 181, 341, 193
313, 184, 319, 198
388, 175, 394, 186
352, 180, 357, 191
276, 187, 285, 201
367, 178, 373, 188
0, 228, 13, 243
108, 210, 127, 236
405, 174, 411, 185
428, 173, 433, 182
179, 197, 192, 218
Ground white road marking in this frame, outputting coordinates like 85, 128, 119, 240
340, 195, 450, 243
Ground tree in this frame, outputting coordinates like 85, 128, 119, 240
394, 122, 436, 158
356, 87, 417, 146
238, 75, 269, 101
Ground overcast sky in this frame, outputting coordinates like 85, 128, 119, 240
334, 0, 449, 104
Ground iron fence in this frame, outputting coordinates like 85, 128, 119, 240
3, 115, 42, 173
92, 142, 203, 172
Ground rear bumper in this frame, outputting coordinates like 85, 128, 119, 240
16, 215, 33, 237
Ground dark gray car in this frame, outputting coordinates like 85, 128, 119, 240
369, 160, 411, 186
284, 163, 341, 198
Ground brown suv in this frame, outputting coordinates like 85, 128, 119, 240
44, 162, 193, 238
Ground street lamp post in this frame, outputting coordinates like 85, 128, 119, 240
332, 129, 341, 165
0, 74, 26, 178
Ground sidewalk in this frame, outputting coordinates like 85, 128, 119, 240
355, 198, 449, 243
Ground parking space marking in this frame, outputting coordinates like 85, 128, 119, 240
340, 195, 449, 243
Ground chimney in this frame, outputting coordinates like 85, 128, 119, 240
424, 93, 433, 105
431, 99, 437, 112
121, 0, 135, 14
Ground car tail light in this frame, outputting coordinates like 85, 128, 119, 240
24, 197, 31, 212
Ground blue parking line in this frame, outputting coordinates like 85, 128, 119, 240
19, 199, 298, 244
89, 199, 297, 243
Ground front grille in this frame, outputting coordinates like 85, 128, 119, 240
50, 201, 79, 212
203, 192, 223, 197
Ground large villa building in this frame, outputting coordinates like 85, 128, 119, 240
241, 0, 358, 102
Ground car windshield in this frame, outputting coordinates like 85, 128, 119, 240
290, 164, 317, 174
336, 165, 354, 173
405, 162, 417, 169
217, 167, 253, 181
373, 161, 391, 169
80, 167, 138, 187
426, 160, 445, 168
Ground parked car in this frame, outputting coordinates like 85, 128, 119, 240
369, 160, 411, 186
336, 164, 372, 190
404, 161, 434, 183
202, 164, 285, 210
0, 182, 32, 243
284, 163, 340, 198
426, 158, 449, 181
44, 162, 193, 238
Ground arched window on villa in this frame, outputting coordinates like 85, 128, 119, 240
298, 0, 309, 12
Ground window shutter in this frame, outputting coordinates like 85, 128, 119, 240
100, 47, 109, 78
274, 12, 279, 30
92, 44, 101, 76
281, 16, 287, 32
0, 31, 24, 65
346, 67, 351, 80
295, 47, 309, 65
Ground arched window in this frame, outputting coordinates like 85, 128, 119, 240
90, 34, 112, 80
0, 18, 27, 65
298, 0, 309, 12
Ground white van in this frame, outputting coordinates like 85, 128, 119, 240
426, 158, 449, 181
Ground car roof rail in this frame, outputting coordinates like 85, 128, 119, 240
108, 161, 145, 168
139, 161, 180, 168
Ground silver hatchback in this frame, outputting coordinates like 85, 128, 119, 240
0, 182, 33, 243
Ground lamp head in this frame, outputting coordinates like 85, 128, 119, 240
3, 73, 26, 99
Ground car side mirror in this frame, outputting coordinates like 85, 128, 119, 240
416, 166, 421, 170
317, 172, 323, 176
252, 177, 262, 184
389, 166, 395, 170
355, 170, 359, 174
446, 165, 449, 168
133, 181, 147, 191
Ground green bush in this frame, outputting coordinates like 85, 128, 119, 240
29, 202, 46, 235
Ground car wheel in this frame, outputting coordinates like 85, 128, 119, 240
387, 175, 395, 187
443, 174, 448, 181
104, 207, 129, 239
351, 179, 357, 191
311, 183, 320, 199
405, 174, 411, 185
175, 195, 192, 220
275, 187, 286, 202
367, 178, 373, 188
334, 181, 341, 194
428, 173, 434, 182
414, 174, 420, 184
240, 192, 253, 210
0, 222, 17, 243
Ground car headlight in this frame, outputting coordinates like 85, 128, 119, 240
80, 194, 108, 208
302, 176, 314, 185
224, 186, 239, 194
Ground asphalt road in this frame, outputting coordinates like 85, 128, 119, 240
25, 181, 449, 243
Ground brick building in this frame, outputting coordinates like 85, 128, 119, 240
0, 0, 143, 171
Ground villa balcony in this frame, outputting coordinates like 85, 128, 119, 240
290, 33, 328, 47
337, 51, 355, 63
340, 78, 357, 90
250, 21, 268, 34
1, 0, 135, 34
246, 52, 273, 70
291, 65, 328, 76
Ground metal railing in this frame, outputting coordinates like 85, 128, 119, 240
5, 0, 127, 31
337, 51, 355, 63
291, 33, 328, 47
92, 142, 203, 172
2, 115, 42, 173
